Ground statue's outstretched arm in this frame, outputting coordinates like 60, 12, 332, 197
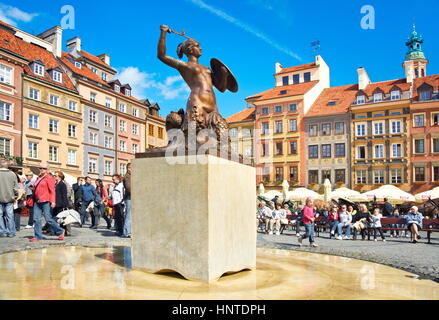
158, 25, 183, 70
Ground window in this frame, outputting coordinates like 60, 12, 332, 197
304, 72, 311, 82
33, 63, 44, 76
120, 163, 127, 175
49, 95, 59, 106
132, 124, 139, 135
230, 128, 238, 137
148, 124, 154, 136
374, 145, 384, 158
391, 121, 401, 134
28, 114, 39, 129
414, 114, 425, 127
357, 146, 366, 159
356, 124, 366, 137
104, 115, 112, 128
309, 170, 318, 184
322, 170, 331, 182
335, 122, 344, 135
322, 144, 331, 158
275, 142, 283, 155
132, 108, 139, 117
68, 124, 76, 138
374, 122, 384, 135
0, 138, 11, 155
74, 61, 82, 69
28, 142, 38, 159
433, 138, 439, 153
120, 120, 126, 132
88, 159, 97, 173
105, 98, 112, 108
374, 169, 384, 184
261, 143, 269, 157
120, 140, 126, 152
309, 145, 318, 159
356, 95, 365, 105
328, 101, 337, 106
392, 143, 402, 158
132, 144, 138, 154
261, 122, 269, 135
243, 128, 251, 137
49, 146, 58, 162
245, 146, 253, 157
158, 127, 164, 139
52, 71, 62, 83
114, 84, 120, 92
90, 92, 96, 103
29, 88, 39, 100
391, 111, 402, 116
49, 119, 59, 133
261, 107, 269, 115
91, 67, 97, 74
0, 64, 11, 84
261, 167, 270, 182
0, 101, 11, 121
322, 123, 331, 136
391, 169, 402, 184
104, 136, 113, 149
335, 143, 345, 157
420, 89, 432, 101
125, 89, 131, 96
293, 74, 300, 84
433, 113, 439, 125
391, 90, 400, 100
282, 76, 289, 86
309, 125, 318, 137
287, 119, 296, 132
69, 101, 77, 111
373, 113, 384, 118
101, 73, 107, 81
275, 106, 282, 113
289, 141, 297, 154
335, 169, 346, 183
89, 132, 98, 145
89, 110, 97, 123
373, 93, 383, 102
414, 139, 425, 154
275, 167, 283, 182
275, 121, 283, 133
433, 167, 439, 182
415, 167, 425, 182
104, 161, 112, 176
357, 170, 367, 184
289, 104, 297, 112
289, 166, 298, 182
119, 103, 126, 113
231, 143, 238, 153
67, 149, 76, 165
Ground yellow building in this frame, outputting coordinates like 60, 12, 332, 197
226, 107, 255, 166
145, 101, 167, 149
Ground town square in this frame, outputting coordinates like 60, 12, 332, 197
0, 0, 438, 306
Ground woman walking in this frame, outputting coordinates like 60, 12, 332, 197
93, 179, 111, 230
298, 197, 318, 247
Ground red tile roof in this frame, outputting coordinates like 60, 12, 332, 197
226, 107, 255, 123
246, 81, 318, 102
0, 25, 24, 57
80, 50, 116, 72
306, 84, 359, 117
412, 74, 439, 99
362, 78, 410, 96
61, 52, 109, 87
276, 63, 317, 75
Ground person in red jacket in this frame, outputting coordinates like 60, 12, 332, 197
298, 197, 318, 247
29, 162, 65, 242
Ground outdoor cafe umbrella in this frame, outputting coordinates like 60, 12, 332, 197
414, 187, 439, 202
286, 188, 323, 202
330, 187, 362, 200
260, 190, 283, 202
362, 185, 415, 203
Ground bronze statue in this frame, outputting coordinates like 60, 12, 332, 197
158, 25, 238, 149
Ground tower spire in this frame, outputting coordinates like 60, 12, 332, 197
403, 25, 428, 83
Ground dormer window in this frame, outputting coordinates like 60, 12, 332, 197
391, 90, 401, 100
418, 83, 433, 101
304, 72, 311, 82
52, 70, 62, 83
101, 72, 107, 81
373, 93, 383, 102
33, 63, 44, 76
74, 61, 82, 69
125, 89, 131, 96
115, 85, 120, 92
356, 95, 365, 105
327, 101, 337, 106
91, 67, 97, 74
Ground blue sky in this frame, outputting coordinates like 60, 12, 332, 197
2, 0, 439, 118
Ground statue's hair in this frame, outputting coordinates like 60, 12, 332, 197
177, 39, 199, 59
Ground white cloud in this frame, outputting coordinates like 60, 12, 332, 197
117, 66, 190, 101
187, 0, 301, 61
0, 4, 39, 26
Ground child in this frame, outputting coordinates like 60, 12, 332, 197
371, 208, 386, 242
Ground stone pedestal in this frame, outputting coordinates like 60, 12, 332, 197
131, 155, 256, 282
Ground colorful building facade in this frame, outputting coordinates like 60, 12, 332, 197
226, 107, 256, 166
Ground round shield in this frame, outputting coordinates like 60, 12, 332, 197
210, 58, 238, 93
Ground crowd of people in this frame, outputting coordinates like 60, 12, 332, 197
257, 196, 425, 246
0, 159, 132, 241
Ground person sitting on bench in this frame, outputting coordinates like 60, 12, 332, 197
406, 206, 423, 244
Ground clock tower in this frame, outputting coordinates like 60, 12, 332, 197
403, 25, 428, 83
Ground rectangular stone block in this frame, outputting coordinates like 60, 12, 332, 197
131, 155, 256, 282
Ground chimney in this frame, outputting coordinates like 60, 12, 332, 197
66, 37, 81, 54
275, 62, 282, 74
37, 26, 63, 58
98, 53, 110, 66
357, 67, 371, 90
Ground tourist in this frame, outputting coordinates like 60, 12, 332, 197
264, 202, 275, 234
270, 203, 283, 235
111, 174, 125, 236
390, 208, 401, 237
53, 172, 71, 236
29, 162, 65, 242
80, 177, 96, 226
284, 203, 293, 219
256, 202, 265, 231
122, 163, 132, 238
0, 160, 19, 237
405, 206, 423, 244
271, 195, 280, 207
23, 172, 35, 229
335, 205, 352, 240
298, 197, 318, 247
72, 177, 83, 213
13, 174, 26, 232
329, 205, 339, 238
294, 204, 304, 236
352, 204, 370, 240
383, 198, 393, 217
371, 208, 386, 242
347, 205, 357, 217
94, 179, 111, 230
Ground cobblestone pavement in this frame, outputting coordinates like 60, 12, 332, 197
1, 217, 438, 283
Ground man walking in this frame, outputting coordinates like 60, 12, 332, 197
29, 162, 64, 242
122, 163, 132, 238
0, 160, 18, 237
80, 177, 96, 226
23, 171, 34, 229
111, 175, 125, 237
72, 177, 83, 213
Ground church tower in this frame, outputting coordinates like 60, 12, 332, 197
403, 25, 428, 83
